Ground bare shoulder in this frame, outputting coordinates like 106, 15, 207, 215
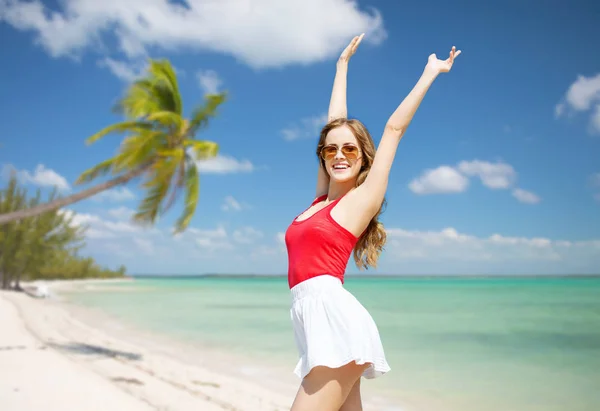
330, 188, 379, 238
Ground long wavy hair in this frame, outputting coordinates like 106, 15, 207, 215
316, 118, 387, 270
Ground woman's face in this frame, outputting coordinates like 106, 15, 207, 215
321, 125, 363, 183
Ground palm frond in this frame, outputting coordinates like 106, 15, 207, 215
188, 92, 227, 136
161, 156, 187, 216
184, 140, 219, 160
117, 79, 162, 118
146, 111, 184, 130
174, 161, 200, 233
85, 121, 152, 145
75, 157, 116, 185
132, 177, 171, 226
147, 59, 182, 115
133, 155, 180, 225
112, 132, 163, 173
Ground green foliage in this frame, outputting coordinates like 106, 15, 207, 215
77, 58, 227, 232
0, 175, 126, 290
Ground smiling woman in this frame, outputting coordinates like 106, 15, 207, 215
284, 34, 461, 410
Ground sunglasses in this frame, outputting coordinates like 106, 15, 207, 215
320, 144, 360, 161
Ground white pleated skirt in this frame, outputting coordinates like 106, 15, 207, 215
290, 274, 391, 380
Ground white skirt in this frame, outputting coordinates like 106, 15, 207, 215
290, 274, 391, 380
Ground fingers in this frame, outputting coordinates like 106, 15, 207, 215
350, 33, 364, 53
449, 46, 461, 59
356, 33, 364, 47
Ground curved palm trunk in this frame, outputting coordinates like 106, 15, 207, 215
0, 166, 149, 226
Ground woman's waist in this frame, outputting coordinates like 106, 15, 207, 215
290, 274, 344, 301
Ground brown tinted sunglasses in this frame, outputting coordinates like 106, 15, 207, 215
320, 144, 360, 161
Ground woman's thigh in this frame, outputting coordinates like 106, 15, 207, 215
339, 378, 362, 411
290, 362, 368, 411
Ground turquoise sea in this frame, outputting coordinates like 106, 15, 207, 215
63, 276, 600, 411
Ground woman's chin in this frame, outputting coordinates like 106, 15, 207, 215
329, 170, 356, 184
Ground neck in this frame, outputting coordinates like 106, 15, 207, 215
327, 179, 356, 200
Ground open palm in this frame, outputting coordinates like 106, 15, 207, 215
426, 46, 462, 73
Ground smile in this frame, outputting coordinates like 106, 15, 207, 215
332, 164, 350, 170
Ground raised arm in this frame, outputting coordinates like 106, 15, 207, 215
316, 34, 364, 197
358, 46, 462, 212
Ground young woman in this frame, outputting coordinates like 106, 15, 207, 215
285, 35, 461, 410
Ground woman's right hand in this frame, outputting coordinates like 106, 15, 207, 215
337, 33, 364, 67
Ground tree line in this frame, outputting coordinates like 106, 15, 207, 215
0, 175, 126, 290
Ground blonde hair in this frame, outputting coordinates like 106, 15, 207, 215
316, 118, 387, 270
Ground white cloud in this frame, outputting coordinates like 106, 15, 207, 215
97, 57, 146, 82
196, 155, 255, 174
0, 0, 386, 69
385, 226, 600, 264
282, 113, 328, 141
555, 72, 600, 134
595, 193, 600, 204
91, 187, 135, 202
410, 160, 540, 205
197, 69, 222, 95
2, 163, 70, 191
190, 226, 233, 251
408, 166, 469, 194
458, 160, 516, 189
221, 196, 242, 212
512, 188, 541, 204
108, 206, 135, 220
559, 73, 600, 112
188, 226, 228, 239
60, 208, 148, 239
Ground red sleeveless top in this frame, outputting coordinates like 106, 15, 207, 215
285, 194, 359, 289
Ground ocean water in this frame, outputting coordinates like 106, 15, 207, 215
62, 276, 600, 411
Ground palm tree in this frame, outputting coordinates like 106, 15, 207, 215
0, 59, 226, 232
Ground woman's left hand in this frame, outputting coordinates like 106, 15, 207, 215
425, 46, 462, 74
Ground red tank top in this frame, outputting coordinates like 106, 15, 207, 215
285, 194, 359, 289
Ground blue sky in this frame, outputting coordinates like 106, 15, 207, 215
1, 0, 599, 276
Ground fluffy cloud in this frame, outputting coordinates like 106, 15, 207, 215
196, 155, 255, 174
457, 160, 516, 189
91, 187, 136, 202
385, 226, 600, 265
0, 0, 386, 69
555, 72, 600, 134
107, 206, 135, 220
409, 160, 541, 204
511, 188, 541, 204
408, 165, 469, 194
2, 163, 70, 191
282, 113, 328, 141
197, 70, 222, 95
57, 208, 600, 274
97, 58, 146, 82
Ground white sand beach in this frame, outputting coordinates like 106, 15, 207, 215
0, 280, 298, 411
